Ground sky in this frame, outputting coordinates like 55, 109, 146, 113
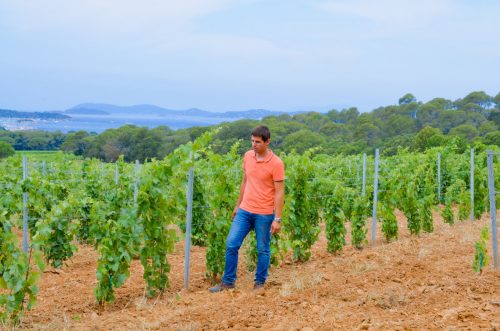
0, 0, 499, 113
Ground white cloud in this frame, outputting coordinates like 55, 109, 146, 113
0, 0, 233, 34
1, 0, 289, 58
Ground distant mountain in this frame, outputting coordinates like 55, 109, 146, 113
217, 109, 290, 119
66, 103, 179, 117
66, 103, 295, 119
65, 107, 109, 115
0, 108, 70, 120
0, 103, 316, 123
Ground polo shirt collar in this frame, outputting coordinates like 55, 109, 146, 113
253, 149, 274, 163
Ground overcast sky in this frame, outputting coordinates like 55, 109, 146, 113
0, 0, 499, 112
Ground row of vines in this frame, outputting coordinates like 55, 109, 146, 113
1, 139, 500, 325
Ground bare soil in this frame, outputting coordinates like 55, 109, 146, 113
11, 210, 500, 330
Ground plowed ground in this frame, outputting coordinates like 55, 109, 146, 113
13, 210, 500, 330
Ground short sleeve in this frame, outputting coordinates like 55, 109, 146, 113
272, 159, 285, 181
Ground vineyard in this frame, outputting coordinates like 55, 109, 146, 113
1, 133, 500, 329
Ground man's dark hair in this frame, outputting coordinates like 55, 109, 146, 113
251, 125, 271, 142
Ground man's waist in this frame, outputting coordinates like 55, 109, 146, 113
239, 200, 274, 214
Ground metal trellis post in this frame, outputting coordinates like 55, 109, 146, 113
22, 155, 29, 253
470, 148, 475, 221
371, 149, 379, 246
437, 152, 441, 203
356, 158, 360, 188
362, 153, 367, 197
134, 160, 139, 204
486, 151, 499, 270
184, 166, 194, 289
115, 163, 119, 185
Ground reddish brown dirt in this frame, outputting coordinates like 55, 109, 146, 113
12, 211, 500, 330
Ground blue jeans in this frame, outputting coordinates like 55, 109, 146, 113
222, 208, 274, 285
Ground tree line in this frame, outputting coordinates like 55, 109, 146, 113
1, 91, 500, 160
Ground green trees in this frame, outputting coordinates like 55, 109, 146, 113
0, 141, 14, 158
414, 126, 446, 152
483, 131, 500, 146
449, 124, 479, 140
458, 91, 494, 114
2, 91, 500, 158
399, 93, 417, 105
494, 93, 500, 108
384, 115, 417, 137
211, 120, 257, 154
478, 121, 497, 136
434, 111, 467, 133
319, 122, 350, 137
12, 131, 65, 150
83, 125, 178, 162
282, 129, 325, 154
60, 130, 90, 155
354, 122, 382, 147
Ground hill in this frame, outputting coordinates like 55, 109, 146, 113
62, 91, 500, 161
65, 108, 109, 115
1, 91, 499, 157
67, 103, 295, 119
0, 108, 70, 120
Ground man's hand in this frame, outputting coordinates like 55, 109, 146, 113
231, 206, 239, 220
271, 220, 281, 235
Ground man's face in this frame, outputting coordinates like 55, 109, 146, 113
251, 135, 270, 154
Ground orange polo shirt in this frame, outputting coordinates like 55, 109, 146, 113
239, 149, 285, 215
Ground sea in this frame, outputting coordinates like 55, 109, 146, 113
0, 114, 236, 133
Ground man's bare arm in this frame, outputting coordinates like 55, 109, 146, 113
271, 180, 284, 234
232, 173, 247, 219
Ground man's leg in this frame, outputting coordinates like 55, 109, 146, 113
254, 214, 274, 285
221, 209, 253, 285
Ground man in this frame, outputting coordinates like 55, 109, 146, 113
210, 125, 285, 292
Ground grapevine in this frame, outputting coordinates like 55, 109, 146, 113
0, 212, 44, 326
472, 226, 489, 274
203, 145, 239, 280
324, 194, 347, 254
379, 203, 398, 242
283, 152, 320, 262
